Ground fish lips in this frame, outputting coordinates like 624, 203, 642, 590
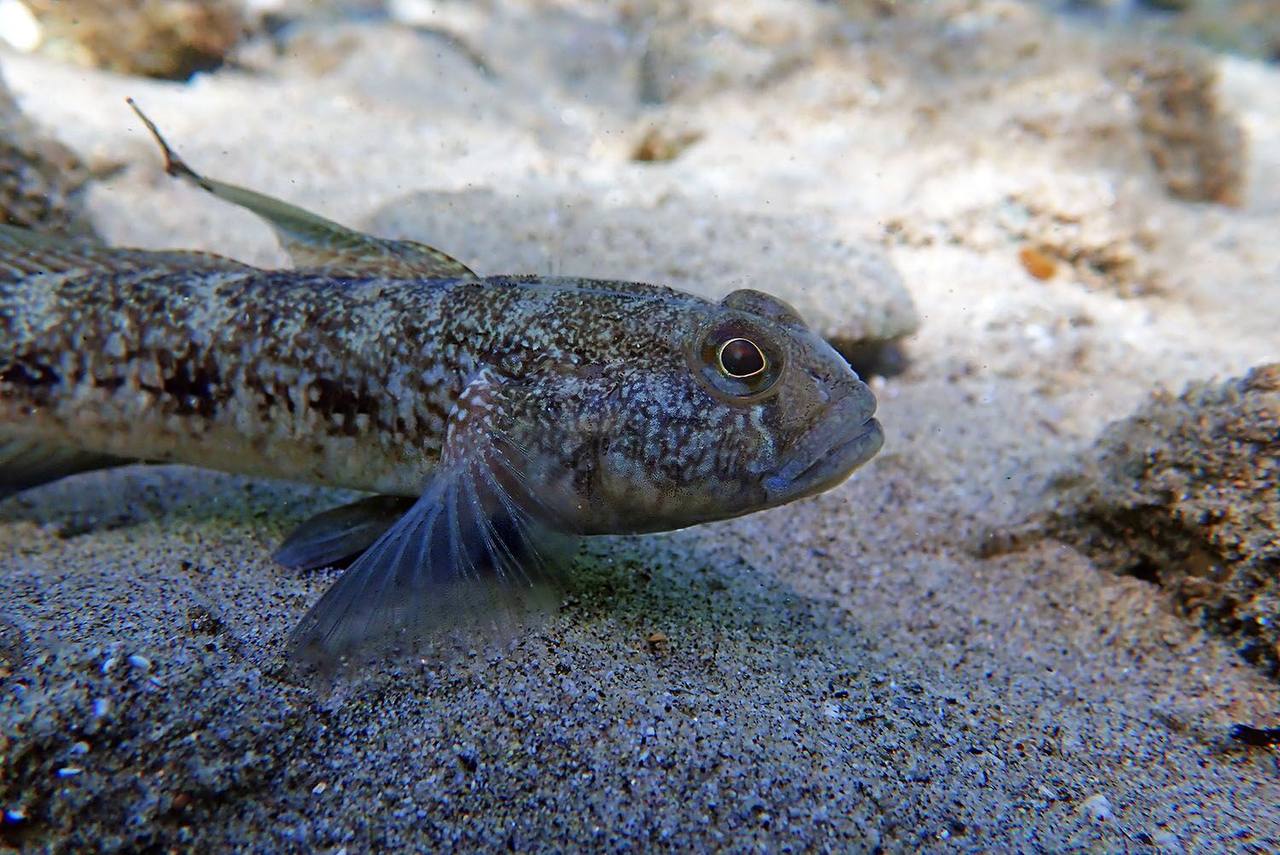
762, 392, 884, 504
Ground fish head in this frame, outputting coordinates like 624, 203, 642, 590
577, 287, 883, 533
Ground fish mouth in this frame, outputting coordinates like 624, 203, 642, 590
762, 392, 884, 504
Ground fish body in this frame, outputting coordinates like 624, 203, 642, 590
0, 105, 883, 660
3, 266, 714, 500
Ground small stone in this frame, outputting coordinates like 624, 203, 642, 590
0, 0, 41, 52
1018, 246, 1058, 281
128, 654, 152, 671
633, 125, 704, 163
21, 0, 246, 80
1080, 793, 1114, 821
56, 767, 83, 778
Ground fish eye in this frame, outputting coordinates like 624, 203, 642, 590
692, 320, 784, 402
717, 337, 767, 378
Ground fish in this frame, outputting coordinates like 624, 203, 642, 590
0, 101, 884, 662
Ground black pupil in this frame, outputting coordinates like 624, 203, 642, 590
720, 338, 765, 377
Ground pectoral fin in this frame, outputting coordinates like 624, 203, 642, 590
274, 495, 414, 571
0, 436, 131, 501
128, 99, 477, 280
288, 461, 576, 663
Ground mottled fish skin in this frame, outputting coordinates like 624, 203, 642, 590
2, 266, 696, 496
0, 106, 884, 659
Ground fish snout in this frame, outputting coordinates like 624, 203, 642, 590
761, 384, 883, 504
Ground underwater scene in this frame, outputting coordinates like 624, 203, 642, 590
0, 0, 1277, 851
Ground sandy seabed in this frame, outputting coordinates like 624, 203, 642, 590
1, 1, 1278, 851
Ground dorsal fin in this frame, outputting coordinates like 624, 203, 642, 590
0, 223, 251, 278
127, 99, 478, 280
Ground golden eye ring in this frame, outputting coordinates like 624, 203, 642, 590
690, 319, 784, 403
716, 337, 768, 379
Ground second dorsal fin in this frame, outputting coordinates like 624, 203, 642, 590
0, 222, 252, 277
127, 99, 478, 281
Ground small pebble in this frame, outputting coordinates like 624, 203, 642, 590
1080, 793, 1113, 821
1018, 246, 1058, 280
0, 0, 40, 52
91, 698, 111, 718
56, 767, 83, 778
632, 126, 703, 162
128, 654, 151, 671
